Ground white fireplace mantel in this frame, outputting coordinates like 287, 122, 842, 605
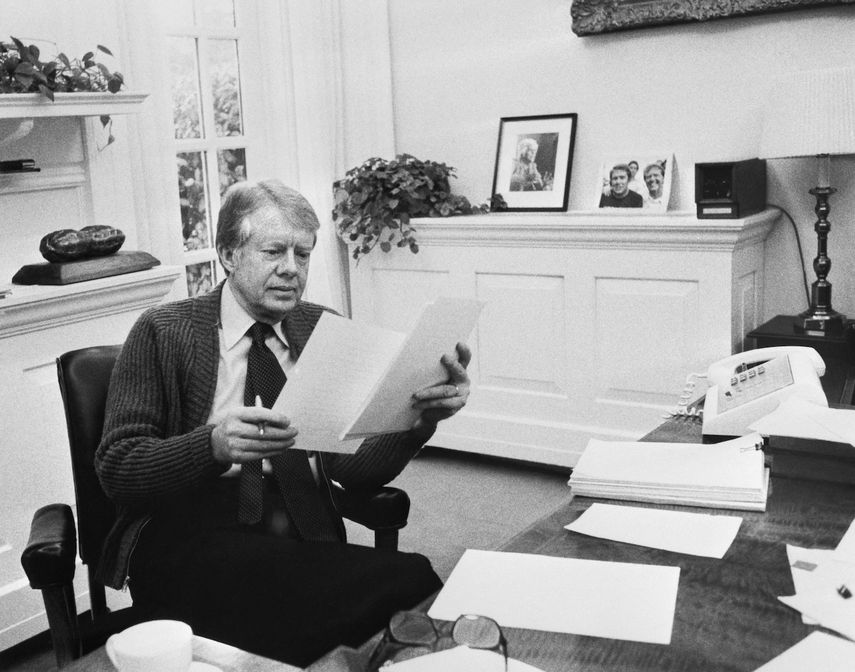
1, 265, 181, 338
348, 208, 779, 467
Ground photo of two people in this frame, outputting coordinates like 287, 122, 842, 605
597, 154, 673, 212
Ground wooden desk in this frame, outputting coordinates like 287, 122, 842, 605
493, 418, 855, 671
61, 634, 299, 672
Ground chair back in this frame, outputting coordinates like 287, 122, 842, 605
56, 345, 122, 572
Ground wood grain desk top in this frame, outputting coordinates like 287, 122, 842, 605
494, 417, 855, 671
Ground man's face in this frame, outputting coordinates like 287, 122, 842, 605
645, 169, 664, 197
521, 144, 537, 162
610, 169, 629, 196
220, 207, 315, 323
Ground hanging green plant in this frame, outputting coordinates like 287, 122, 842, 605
333, 153, 506, 262
0, 37, 125, 145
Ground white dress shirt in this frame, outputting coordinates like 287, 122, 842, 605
210, 280, 315, 478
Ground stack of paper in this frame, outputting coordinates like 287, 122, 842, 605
568, 433, 769, 511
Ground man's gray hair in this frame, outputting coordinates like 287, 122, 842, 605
215, 179, 320, 254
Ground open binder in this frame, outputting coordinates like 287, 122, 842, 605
568, 433, 769, 511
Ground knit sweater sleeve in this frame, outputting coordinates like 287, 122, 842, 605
323, 425, 435, 489
95, 307, 226, 506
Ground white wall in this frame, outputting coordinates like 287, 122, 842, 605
386, 0, 855, 322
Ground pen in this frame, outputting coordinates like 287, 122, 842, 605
255, 394, 265, 437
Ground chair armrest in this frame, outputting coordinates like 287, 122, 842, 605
21, 504, 77, 589
332, 484, 410, 532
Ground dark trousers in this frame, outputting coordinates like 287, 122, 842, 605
128, 478, 442, 667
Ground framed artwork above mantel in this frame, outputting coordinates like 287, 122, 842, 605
571, 0, 855, 36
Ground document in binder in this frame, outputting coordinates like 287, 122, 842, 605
568, 433, 769, 511
273, 297, 483, 453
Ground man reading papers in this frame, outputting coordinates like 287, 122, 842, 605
95, 180, 473, 666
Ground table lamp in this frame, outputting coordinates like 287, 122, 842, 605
758, 66, 855, 336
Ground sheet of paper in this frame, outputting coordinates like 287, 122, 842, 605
565, 503, 742, 558
749, 396, 855, 446
753, 632, 855, 672
386, 645, 544, 672
779, 590, 855, 641
785, 544, 837, 624
343, 297, 484, 439
427, 549, 679, 645
273, 312, 403, 453
779, 552, 855, 639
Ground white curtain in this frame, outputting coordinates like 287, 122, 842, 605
284, 0, 396, 315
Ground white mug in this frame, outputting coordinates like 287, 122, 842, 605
105, 619, 193, 672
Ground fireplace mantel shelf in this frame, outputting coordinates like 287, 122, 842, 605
0, 265, 181, 338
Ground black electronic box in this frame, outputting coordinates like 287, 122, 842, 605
695, 158, 767, 219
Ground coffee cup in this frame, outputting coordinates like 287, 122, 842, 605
105, 619, 193, 672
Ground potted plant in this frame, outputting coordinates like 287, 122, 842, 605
0, 36, 125, 144
333, 153, 504, 261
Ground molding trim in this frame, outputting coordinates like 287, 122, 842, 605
0, 266, 181, 338
0, 92, 149, 119
401, 208, 780, 252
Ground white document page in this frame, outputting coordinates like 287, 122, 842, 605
427, 549, 679, 645
753, 632, 855, 672
779, 554, 855, 640
343, 297, 483, 439
386, 646, 544, 672
749, 396, 855, 446
565, 503, 742, 558
273, 312, 403, 453
785, 544, 837, 624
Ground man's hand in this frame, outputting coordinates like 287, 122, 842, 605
211, 407, 298, 464
411, 342, 472, 432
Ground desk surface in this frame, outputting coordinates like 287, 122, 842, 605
493, 417, 855, 672
62, 634, 299, 672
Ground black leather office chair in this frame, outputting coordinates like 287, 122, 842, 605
21, 345, 411, 668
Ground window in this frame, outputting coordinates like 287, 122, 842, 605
165, 0, 250, 296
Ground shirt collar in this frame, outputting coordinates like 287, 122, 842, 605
220, 279, 289, 351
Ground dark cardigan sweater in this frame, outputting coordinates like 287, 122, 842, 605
94, 284, 430, 589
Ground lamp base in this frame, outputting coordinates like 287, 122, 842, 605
795, 308, 847, 337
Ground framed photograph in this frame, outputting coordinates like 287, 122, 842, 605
491, 113, 578, 212
571, 0, 855, 36
595, 153, 674, 212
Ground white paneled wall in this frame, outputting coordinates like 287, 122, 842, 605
348, 210, 778, 467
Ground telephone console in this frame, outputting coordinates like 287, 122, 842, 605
702, 346, 828, 438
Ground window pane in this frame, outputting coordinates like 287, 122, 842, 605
186, 261, 216, 297
209, 39, 243, 137
197, 0, 235, 27
217, 148, 246, 196
177, 151, 212, 251
170, 37, 203, 139
159, 0, 194, 29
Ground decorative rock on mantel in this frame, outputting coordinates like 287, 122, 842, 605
348, 208, 780, 467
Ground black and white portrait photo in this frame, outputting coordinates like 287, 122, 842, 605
509, 133, 558, 192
